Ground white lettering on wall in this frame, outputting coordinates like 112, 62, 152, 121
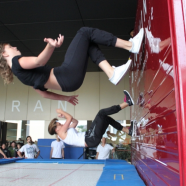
12, 100, 20, 112
34, 100, 43, 112
58, 101, 67, 111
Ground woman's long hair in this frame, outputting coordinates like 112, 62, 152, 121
48, 118, 58, 135
0, 43, 14, 84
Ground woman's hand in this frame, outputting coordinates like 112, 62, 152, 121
65, 95, 79, 106
58, 113, 65, 118
56, 109, 73, 128
44, 34, 64, 48
56, 109, 66, 119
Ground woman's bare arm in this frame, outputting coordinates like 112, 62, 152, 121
62, 149, 64, 159
50, 148, 53, 159
96, 152, 99, 159
35, 89, 78, 106
69, 118, 78, 128
56, 109, 73, 133
19, 35, 64, 69
57, 111, 78, 128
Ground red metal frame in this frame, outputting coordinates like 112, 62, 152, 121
167, 0, 186, 186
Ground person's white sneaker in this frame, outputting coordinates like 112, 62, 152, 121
109, 59, 132, 85
129, 28, 144, 54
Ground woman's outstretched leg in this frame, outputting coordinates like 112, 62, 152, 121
83, 26, 143, 85
103, 90, 134, 136
96, 90, 134, 134
87, 43, 132, 85
115, 38, 132, 51
85, 90, 134, 147
98, 90, 134, 117
55, 27, 144, 92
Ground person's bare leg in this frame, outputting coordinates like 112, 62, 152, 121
119, 102, 129, 109
122, 101, 130, 134
115, 38, 133, 51
122, 127, 129, 134
98, 58, 133, 80
98, 60, 114, 79
98, 39, 134, 82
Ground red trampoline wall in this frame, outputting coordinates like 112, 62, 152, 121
130, 0, 186, 185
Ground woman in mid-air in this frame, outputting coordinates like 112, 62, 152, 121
0, 27, 144, 105
48, 90, 134, 148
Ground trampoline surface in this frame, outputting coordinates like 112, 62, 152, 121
0, 163, 104, 186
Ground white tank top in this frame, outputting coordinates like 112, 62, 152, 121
59, 128, 85, 147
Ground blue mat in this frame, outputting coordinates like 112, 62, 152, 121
96, 160, 145, 186
15, 159, 105, 164
0, 158, 23, 165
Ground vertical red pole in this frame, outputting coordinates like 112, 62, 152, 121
167, 0, 186, 186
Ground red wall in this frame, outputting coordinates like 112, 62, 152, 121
130, 0, 184, 185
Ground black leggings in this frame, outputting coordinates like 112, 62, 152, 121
85, 105, 123, 147
54, 27, 117, 92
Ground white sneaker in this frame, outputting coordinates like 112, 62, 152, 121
109, 59, 132, 85
129, 28, 144, 54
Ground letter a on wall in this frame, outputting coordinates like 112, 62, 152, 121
34, 100, 43, 112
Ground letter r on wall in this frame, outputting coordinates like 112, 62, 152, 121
12, 100, 20, 112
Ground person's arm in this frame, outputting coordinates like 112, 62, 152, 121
96, 145, 100, 159
56, 109, 73, 133
18, 146, 25, 158
69, 118, 78, 128
35, 150, 40, 159
17, 151, 24, 158
108, 145, 115, 154
50, 147, 53, 159
19, 35, 64, 69
111, 147, 115, 153
62, 149, 64, 159
96, 152, 99, 159
0, 149, 7, 159
34, 89, 78, 106
34, 145, 40, 159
